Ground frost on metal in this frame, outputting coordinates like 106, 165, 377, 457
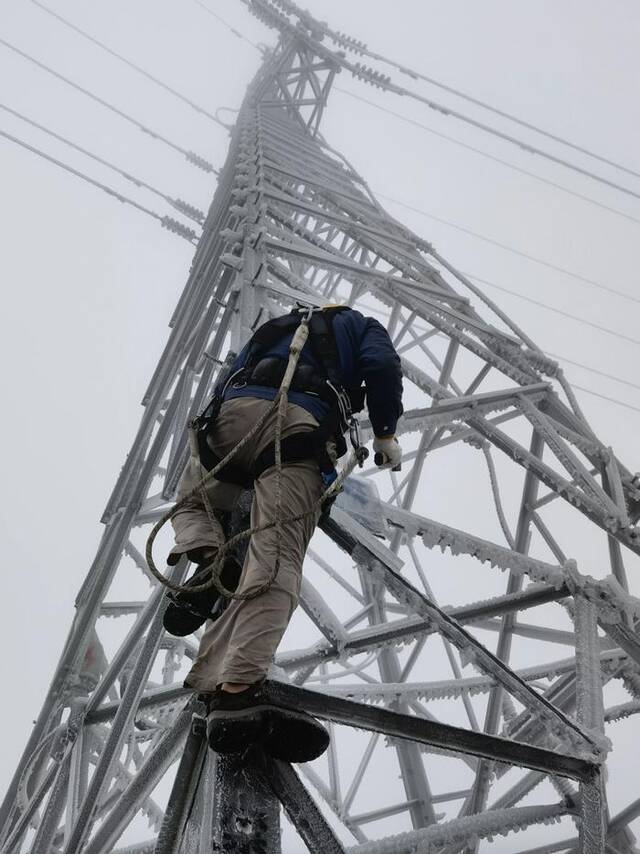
333, 475, 390, 538
4, 4, 640, 853
387, 507, 640, 625
346, 803, 569, 854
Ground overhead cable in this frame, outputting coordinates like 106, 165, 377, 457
29, 0, 233, 130
464, 272, 640, 348
0, 102, 208, 224
0, 127, 198, 243
335, 88, 640, 228
545, 352, 640, 393
179, 3, 640, 225
571, 385, 640, 415
188, 0, 264, 50
378, 191, 640, 306
0, 37, 216, 174
271, 0, 640, 183
11, 104, 633, 398
249, 0, 640, 201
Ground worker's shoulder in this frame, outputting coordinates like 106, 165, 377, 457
330, 305, 368, 333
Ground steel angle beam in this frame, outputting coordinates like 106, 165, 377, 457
212, 751, 282, 854
262, 681, 595, 781
263, 235, 470, 306
319, 514, 598, 756
153, 716, 206, 854
81, 705, 193, 854
406, 381, 549, 419
87, 683, 190, 725
602, 620, 640, 668
252, 751, 346, 854
276, 583, 573, 673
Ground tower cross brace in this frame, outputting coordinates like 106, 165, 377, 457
2, 10, 640, 854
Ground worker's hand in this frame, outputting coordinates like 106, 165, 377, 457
373, 435, 402, 471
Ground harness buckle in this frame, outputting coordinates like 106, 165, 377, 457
348, 416, 369, 468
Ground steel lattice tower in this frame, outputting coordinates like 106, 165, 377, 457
3, 6, 640, 853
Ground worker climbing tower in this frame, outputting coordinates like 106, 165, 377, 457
3, 2, 640, 852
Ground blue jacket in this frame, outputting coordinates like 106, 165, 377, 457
221, 308, 403, 437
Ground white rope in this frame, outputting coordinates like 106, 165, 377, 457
145, 313, 359, 601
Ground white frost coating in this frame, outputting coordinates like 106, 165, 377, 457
574, 728, 612, 760
333, 508, 404, 573
299, 577, 348, 647
517, 395, 620, 516
346, 803, 568, 854
392, 396, 542, 439
521, 347, 561, 377
275, 616, 433, 670
334, 475, 390, 538
386, 507, 567, 588
349, 543, 603, 757
564, 562, 640, 625
542, 412, 609, 462
312, 650, 627, 705
604, 699, 640, 723
385, 506, 640, 625
111, 842, 156, 854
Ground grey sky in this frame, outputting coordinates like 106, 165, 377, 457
1, 0, 639, 849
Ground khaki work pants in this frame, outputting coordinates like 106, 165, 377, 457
170, 397, 324, 691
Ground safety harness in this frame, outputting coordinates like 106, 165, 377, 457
193, 305, 368, 489
145, 307, 367, 603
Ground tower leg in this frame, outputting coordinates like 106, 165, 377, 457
154, 715, 207, 854
212, 751, 281, 853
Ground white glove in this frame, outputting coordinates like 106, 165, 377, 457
373, 435, 402, 470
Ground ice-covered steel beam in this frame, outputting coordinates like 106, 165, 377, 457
276, 576, 571, 674
344, 802, 571, 854
401, 361, 640, 556
263, 682, 595, 781
252, 752, 346, 853
383, 505, 640, 629
80, 706, 192, 854
152, 716, 206, 854
86, 683, 189, 724
322, 512, 601, 757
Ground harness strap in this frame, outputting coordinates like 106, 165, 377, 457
244, 313, 301, 374
203, 426, 337, 489
307, 309, 344, 389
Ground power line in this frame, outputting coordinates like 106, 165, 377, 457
5, 134, 637, 419
335, 87, 640, 228
546, 352, 640, 393
188, 0, 264, 50
571, 385, 640, 414
378, 191, 640, 306
0, 102, 208, 224
0, 37, 216, 174
247, 1, 640, 203
13, 108, 635, 402
0, 127, 198, 243
29, 0, 233, 130
464, 271, 640, 347
10, 6, 639, 413
297, 1, 640, 184
180, 2, 640, 227
162, 6, 640, 399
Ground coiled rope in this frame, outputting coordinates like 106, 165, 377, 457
145, 311, 360, 602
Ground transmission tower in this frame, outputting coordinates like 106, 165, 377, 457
3, 5, 640, 853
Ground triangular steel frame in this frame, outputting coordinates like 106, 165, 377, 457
3, 12, 640, 854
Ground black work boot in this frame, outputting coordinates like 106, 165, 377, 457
263, 706, 330, 763
206, 683, 330, 763
206, 683, 270, 755
163, 551, 242, 637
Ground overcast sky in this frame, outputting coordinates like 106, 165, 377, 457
1, 0, 640, 850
